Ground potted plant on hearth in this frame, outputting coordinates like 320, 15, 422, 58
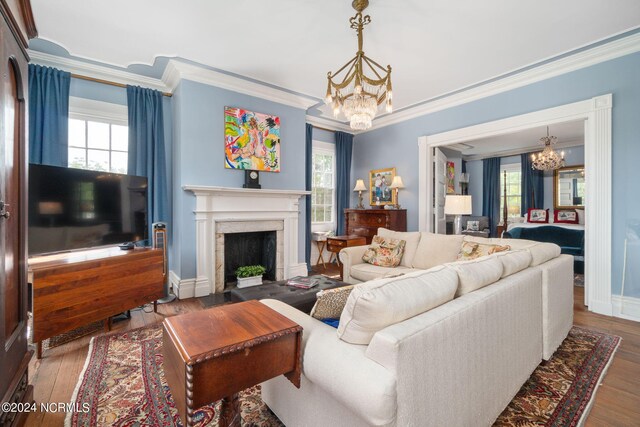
235, 265, 267, 288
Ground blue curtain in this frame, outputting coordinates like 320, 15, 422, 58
482, 157, 501, 237
520, 153, 544, 215
335, 131, 353, 236
305, 124, 313, 271
127, 86, 168, 238
28, 64, 71, 166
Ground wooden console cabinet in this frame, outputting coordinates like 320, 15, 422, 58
344, 209, 407, 244
29, 247, 165, 358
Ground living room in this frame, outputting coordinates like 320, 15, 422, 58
1, 1, 639, 426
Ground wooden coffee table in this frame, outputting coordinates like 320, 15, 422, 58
163, 300, 302, 427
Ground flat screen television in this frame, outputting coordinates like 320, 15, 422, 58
28, 164, 148, 256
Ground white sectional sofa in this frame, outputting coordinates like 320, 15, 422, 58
259, 229, 574, 427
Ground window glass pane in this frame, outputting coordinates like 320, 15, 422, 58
111, 151, 128, 174
87, 149, 109, 171
111, 125, 128, 152
69, 119, 86, 148
324, 207, 332, 222
324, 189, 333, 206
68, 148, 86, 169
87, 121, 110, 149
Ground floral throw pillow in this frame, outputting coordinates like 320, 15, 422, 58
457, 241, 511, 261
310, 285, 355, 320
362, 235, 407, 267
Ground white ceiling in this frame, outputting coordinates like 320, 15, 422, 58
450, 120, 584, 158
31, 0, 640, 115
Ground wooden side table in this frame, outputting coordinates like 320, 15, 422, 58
163, 300, 302, 427
327, 235, 367, 279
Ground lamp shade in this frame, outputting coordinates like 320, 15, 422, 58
444, 195, 472, 215
353, 179, 367, 191
389, 176, 405, 189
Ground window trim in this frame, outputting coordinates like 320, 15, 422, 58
69, 96, 128, 126
311, 141, 336, 228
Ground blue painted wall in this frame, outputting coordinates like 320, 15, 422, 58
171, 79, 308, 278
353, 52, 640, 295
313, 128, 335, 144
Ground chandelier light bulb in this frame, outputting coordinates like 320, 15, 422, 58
325, 94, 333, 105
387, 90, 392, 100
385, 100, 393, 113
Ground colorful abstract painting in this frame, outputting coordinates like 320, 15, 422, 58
446, 161, 455, 194
224, 107, 281, 172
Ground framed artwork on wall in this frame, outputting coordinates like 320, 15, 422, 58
369, 167, 396, 206
446, 161, 455, 194
224, 106, 281, 172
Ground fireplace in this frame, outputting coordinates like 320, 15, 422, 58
224, 231, 277, 286
181, 186, 309, 297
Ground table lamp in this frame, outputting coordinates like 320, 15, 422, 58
353, 179, 367, 209
389, 176, 405, 209
444, 195, 472, 234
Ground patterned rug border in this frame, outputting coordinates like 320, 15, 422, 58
66, 323, 623, 427
570, 326, 621, 427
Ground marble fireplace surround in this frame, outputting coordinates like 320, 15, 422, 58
183, 186, 310, 296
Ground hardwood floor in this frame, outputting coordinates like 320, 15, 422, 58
25, 284, 640, 426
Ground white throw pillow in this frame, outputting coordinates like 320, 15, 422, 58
446, 256, 503, 297
377, 228, 421, 268
412, 233, 464, 269
494, 250, 532, 278
575, 209, 585, 225
337, 267, 458, 345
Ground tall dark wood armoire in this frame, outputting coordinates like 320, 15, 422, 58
0, 1, 36, 426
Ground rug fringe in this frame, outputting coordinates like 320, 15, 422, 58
64, 335, 96, 427
575, 334, 622, 427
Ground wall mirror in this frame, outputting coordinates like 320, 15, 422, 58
554, 165, 585, 209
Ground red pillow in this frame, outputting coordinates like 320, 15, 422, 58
554, 209, 578, 224
527, 208, 549, 223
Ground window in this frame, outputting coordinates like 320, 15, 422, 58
68, 119, 128, 173
312, 142, 336, 224
68, 97, 129, 173
499, 163, 522, 224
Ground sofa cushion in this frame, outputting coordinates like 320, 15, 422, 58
527, 242, 562, 266
338, 267, 458, 345
378, 228, 421, 267
494, 250, 532, 278
350, 263, 420, 282
446, 256, 504, 297
362, 235, 406, 267
310, 285, 355, 320
412, 233, 464, 269
456, 241, 510, 261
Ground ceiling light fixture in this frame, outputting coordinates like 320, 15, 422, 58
531, 126, 565, 171
324, 0, 392, 131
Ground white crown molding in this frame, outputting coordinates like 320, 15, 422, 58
305, 114, 354, 133
163, 59, 318, 110
367, 32, 640, 132
28, 50, 169, 93
68, 96, 128, 125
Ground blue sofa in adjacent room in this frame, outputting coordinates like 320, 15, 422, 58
503, 225, 584, 274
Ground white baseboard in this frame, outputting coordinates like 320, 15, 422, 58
588, 299, 614, 317
169, 270, 196, 300
194, 277, 210, 298
289, 263, 309, 278
612, 294, 640, 322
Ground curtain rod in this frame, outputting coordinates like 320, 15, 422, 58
71, 73, 173, 97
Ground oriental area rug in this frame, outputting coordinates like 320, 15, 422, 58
66, 325, 620, 427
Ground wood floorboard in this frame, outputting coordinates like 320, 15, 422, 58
25, 280, 639, 426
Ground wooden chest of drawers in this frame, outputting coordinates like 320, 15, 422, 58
345, 209, 407, 244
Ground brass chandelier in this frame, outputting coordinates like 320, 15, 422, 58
325, 0, 392, 130
531, 126, 565, 171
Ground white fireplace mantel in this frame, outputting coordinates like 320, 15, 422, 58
181, 185, 310, 297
